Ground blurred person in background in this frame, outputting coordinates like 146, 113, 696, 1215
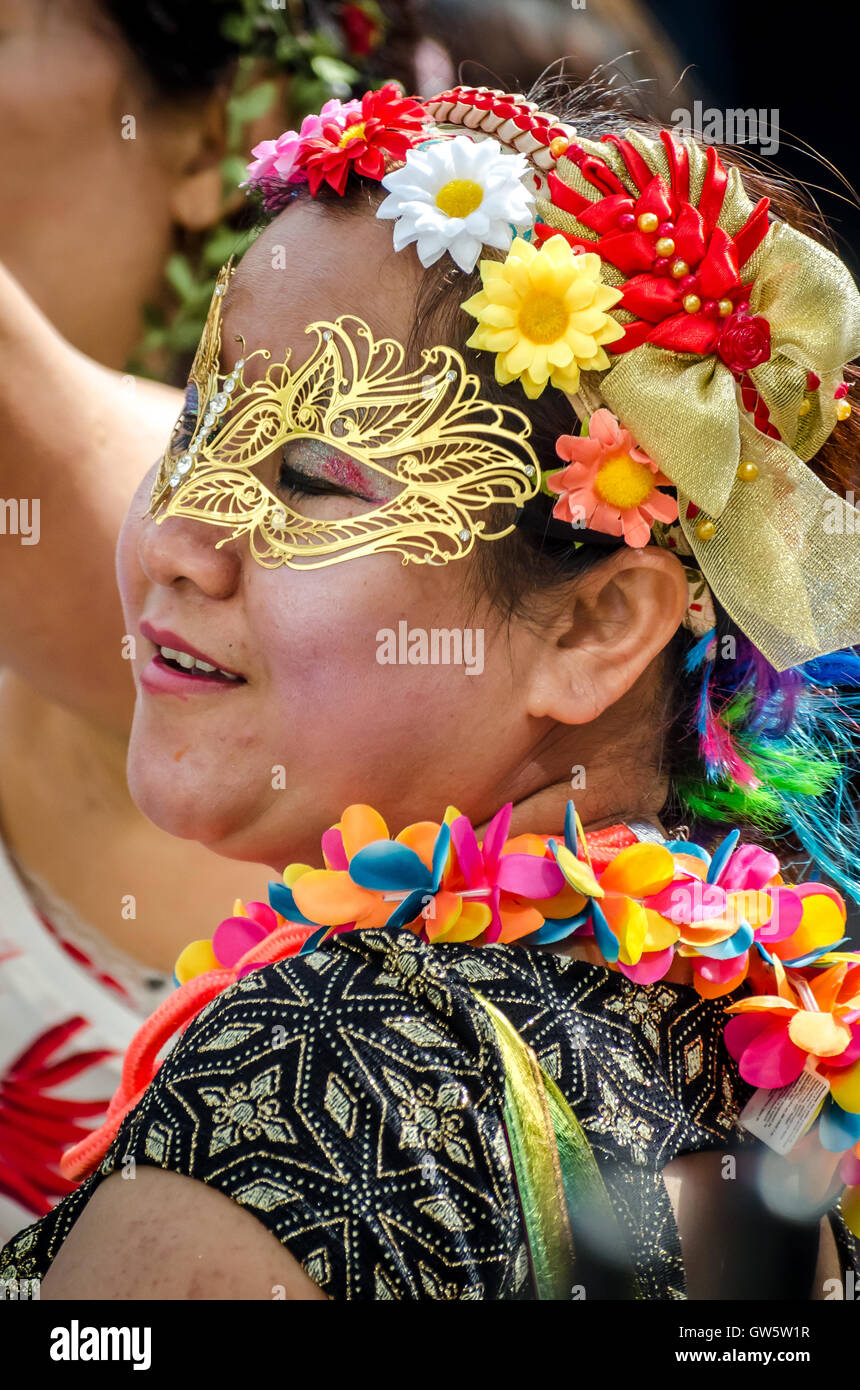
0, 0, 421, 1241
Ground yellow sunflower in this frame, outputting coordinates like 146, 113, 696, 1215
462, 234, 624, 399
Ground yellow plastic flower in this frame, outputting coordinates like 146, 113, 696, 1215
462, 234, 625, 399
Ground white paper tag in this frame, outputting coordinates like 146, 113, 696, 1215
739, 1065, 830, 1155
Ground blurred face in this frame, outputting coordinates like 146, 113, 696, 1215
117, 203, 550, 868
0, 0, 216, 365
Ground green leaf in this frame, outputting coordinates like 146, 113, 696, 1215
164, 253, 199, 304
203, 225, 243, 269
274, 34, 301, 64
172, 319, 211, 353
219, 13, 256, 47
228, 79, 278, 123
141, 301, 167, 330
289, 75, 332, 119
221, 153, 251, 193
310, 54, 359, 87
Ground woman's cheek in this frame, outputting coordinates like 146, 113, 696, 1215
116, 469, 158, 626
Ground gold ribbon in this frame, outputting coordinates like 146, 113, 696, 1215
538, 129, 860, 671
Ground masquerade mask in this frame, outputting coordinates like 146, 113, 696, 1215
150, 260, 540, 568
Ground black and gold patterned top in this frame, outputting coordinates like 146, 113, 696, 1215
2, 925, 858, 1299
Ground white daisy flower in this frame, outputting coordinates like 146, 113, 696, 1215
376, 134, 536, 273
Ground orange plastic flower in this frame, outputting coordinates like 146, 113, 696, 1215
547, 408, 678, 547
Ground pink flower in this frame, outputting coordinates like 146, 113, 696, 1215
212, 900, 281, 979
246, 102, 364, 187
547, 408, 678, 548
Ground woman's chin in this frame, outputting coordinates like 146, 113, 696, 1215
127, 752, 250, 848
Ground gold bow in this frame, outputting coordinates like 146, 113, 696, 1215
538, 129, 860, 670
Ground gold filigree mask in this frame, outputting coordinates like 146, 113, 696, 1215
150, 260, 540, 567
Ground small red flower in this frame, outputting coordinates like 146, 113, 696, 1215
339, 2, 383, 57
297, 83, 427, 196
716, 311, 771, 372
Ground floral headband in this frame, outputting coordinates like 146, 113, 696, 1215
206, 82, 860, 669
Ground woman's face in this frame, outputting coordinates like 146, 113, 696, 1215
0, 0, 221, 366
117, 202, 550, 869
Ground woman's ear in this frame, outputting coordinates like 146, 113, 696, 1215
168, 67, 295, 232
163, 92, 230, 233
525, 546, 690, 724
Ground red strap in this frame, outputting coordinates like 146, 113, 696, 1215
581, 822, 639, 872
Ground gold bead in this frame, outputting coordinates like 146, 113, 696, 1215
797, 399, 811, 417
670, 258, 689, 279
549, 136, 569, 158
836, 400, 852, 421
695, 518, 716, 541
718, 298, 733, 317
655, 236, 675, 257
637, 211, 659, 233
737, 461, 758, 481
683, 294, 702, 314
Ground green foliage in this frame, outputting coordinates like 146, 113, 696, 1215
128, 0, 371, 379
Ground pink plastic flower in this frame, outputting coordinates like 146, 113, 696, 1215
246, 101, 363, 186
547, 408, 678, 548
212, 900, 282, 978
725, 959, 860, 1088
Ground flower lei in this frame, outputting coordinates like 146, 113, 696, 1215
61, 799, 860, 1238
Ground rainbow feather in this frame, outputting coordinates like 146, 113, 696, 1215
678, 638, 860, 905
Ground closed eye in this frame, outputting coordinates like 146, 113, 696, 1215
276, 441, 397, 505
277, 459, 366, 500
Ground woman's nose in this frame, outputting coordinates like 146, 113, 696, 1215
136, 509, 244, 600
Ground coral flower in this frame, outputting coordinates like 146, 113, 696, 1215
547, 408, 678, 547
725, 957, 860, 1089
296, 83, 426, 196
462, 235, 624, 399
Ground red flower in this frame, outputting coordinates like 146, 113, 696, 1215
716, 311, 771, 372
297, 83, 427, 196
339, 3, 382, 57
537, 131, 771, 359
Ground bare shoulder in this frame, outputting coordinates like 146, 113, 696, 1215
662, 1150, 843, 1300
41, 1167, 327, 1301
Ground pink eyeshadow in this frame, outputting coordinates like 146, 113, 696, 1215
320, 454, 386, 498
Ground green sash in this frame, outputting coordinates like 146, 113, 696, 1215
472, 991, 642, 1300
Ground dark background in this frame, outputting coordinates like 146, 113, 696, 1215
647, 0, 858, 274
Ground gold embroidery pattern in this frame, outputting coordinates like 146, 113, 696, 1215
4, 929, 858, 1299
387, 1072, 472, 1165
199, 1066, 296, 1155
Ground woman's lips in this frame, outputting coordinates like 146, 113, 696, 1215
140, 655, 246, 696
138, 619, 247, 694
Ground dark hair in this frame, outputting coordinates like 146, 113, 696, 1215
97, 0, 420, 102
258, 74, 860, 903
